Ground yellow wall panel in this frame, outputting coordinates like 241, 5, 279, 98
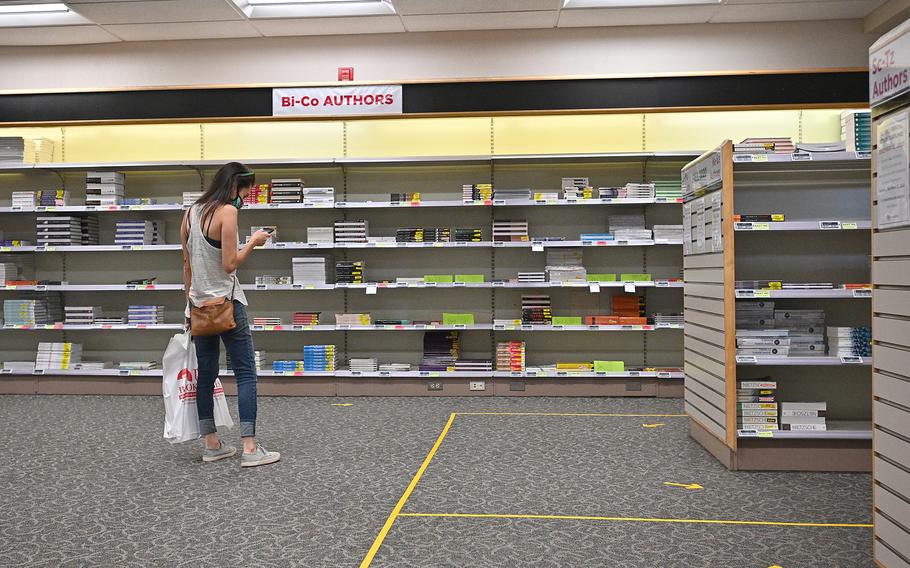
346, 117, 490, 157
63, 123, 201, 162
801, 109, 848, 143
0, 127, 64, 162
203, 121, 344, 160
493, 114, 643, 154
645, 110, 801, 152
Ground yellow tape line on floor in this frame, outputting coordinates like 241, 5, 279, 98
359, 412, 458, 568
454, 412, 688, 417
397, 512, 872, 529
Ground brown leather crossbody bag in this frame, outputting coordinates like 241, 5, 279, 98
186, 206, 237, 336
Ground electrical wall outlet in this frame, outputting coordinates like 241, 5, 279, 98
427, 381, 443, 391
469, 381, 486, 391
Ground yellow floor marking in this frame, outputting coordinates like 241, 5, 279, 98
455, 412, 687, 417
332, 403, 354, 407
359, 412, 458, 568
397, 512, 873, 529
663, 482, 704, 490
642, 423, 666, 428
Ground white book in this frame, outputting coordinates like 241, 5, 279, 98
780, 402, 827, 411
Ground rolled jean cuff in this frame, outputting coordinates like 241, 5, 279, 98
199, 418, 217, 436
240, 421, 256, 438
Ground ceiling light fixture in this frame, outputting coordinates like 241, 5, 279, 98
0, 2, 69, 14
563, 0, 720, 7
247, 0, 383, 5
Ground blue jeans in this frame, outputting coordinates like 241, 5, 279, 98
194, 301, 257, 438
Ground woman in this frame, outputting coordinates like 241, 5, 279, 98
181, 161, 280, 468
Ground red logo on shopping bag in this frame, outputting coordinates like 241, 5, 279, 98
177, 368, 196, 383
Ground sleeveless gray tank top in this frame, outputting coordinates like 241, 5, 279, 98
185, 204, 248, 313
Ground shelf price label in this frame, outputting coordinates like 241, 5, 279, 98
842, 222, 859, 230
531, 241, 544, 252
589, 283, 601, 293
757, 431, 774, 438
733, 154, 769, 163
819, 221, 842, 230
791, 152, 813, 161
852, 289, 872, 298
840, 356, 864, 364
735, 355, 758, 364
735, 222, 770, 231
855, 151, 872, 160
657, 372, 672, 379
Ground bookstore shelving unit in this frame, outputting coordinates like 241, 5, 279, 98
870, 23, 910, 567
0, 152, 691, 397
682, 140, 873, 471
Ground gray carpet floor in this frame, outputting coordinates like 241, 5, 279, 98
0, 395, 872, 567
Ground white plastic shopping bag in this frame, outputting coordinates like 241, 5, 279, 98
162, 331, 233, 444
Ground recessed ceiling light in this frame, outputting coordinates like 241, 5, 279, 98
563, 0, 720, 7
0, 2, 69, 14
247, 0, 383, 4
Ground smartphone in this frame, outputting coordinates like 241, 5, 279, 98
263, 227, 275, 234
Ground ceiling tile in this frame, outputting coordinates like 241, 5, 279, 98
103, 20, 261, 41
558, 5, 719, 26
392, 0, 562, 16
711, 0, 882, 22
403, 10, 558, 32
68, 0, 244, 25
251, 15, 405, 37
0, 24, 121, 45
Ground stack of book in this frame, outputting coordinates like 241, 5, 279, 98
580, 233, 613, 242
95, 315, 126, 325
334, 220, 368, 243
269, 178, 303, 204
25, 138, 54, 163
64, 306, 99, 325
390, 193, 418, 204
396, 228, 424, 243
36, 342, 82, 371
255, 275, 291, 286
122, 198, 157, 206
736, 378, 778, 433
2, 361, 35, 373
85, 171, 125, 206
421, 331, 459, 371
307, 227, 334, 244
463, 183, 493, 201
380, 362, 412, 372
349, 358, 378, 372
36, 216, 98, 246
335, 260, 364, 284
336, 313, 371, 326
303, 345, 336, 372
272, 360, 305, 373
518, 272, 546, 283
243, 184, 269, 206
127, 305, 165, 325
494, 188, 531, 203
252, 316, 282, 326
545, 247, 586, 282
612, 295, 645, 318
609, 213, 651, 240
736, 301, 775, 329
493, 220, 529, 242
654, 180, 683, 201
653, 313, 684, 326
183, 192, 202, 207
454, 228, 482, 242
115, 221, 164, 246
562, 177, 590, 199
736, 330, 789, 357
622, 183, 655, 199
293, 312, 320, 326
0, 262, 20, 285
775, 309, 826, 356
653, 225, 684, 241
3, 299, 48, 325
827, 326, 872, 358
118, 361, 158, 371
293, 257, 329, 285
12, 191, 36, 208
303, 187, 334, 207
533, 191, 559, 201
0, 137, 25, 162
452, 359, 493, 372
37, 190, 69, 207
841, 110, 871, 153
226, 350, 266, 371
496, 341, 526, 372
781, 402, 827, 431
734, 137, 795, 154
521, 295, 552, 325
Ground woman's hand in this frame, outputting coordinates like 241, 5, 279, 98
250, 229, 272, 247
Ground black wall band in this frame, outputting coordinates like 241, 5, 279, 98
0, 72, 868, 124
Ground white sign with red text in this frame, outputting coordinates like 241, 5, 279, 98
871, 19, 910, 107
273, 85, 402, 116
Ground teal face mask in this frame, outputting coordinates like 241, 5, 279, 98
232, 195, 243, 209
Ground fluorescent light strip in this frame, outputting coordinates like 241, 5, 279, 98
0, 3, 69, 14
248, 0, 382, 4
563, 0, 720, 6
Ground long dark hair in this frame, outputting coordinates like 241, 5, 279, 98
195, 161, 255, 231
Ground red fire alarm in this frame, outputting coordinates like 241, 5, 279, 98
338, 67, 354, 81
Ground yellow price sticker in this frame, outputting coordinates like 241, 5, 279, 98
757, 431, 774, 438
754, 290, 772, 298
753, 223, 770, 230
843, 222, 858, 230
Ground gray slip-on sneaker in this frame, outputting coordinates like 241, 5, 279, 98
202, 441, 237, 463
240, 444, 281, 468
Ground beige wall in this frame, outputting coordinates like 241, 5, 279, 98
0, 19, 875, 92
